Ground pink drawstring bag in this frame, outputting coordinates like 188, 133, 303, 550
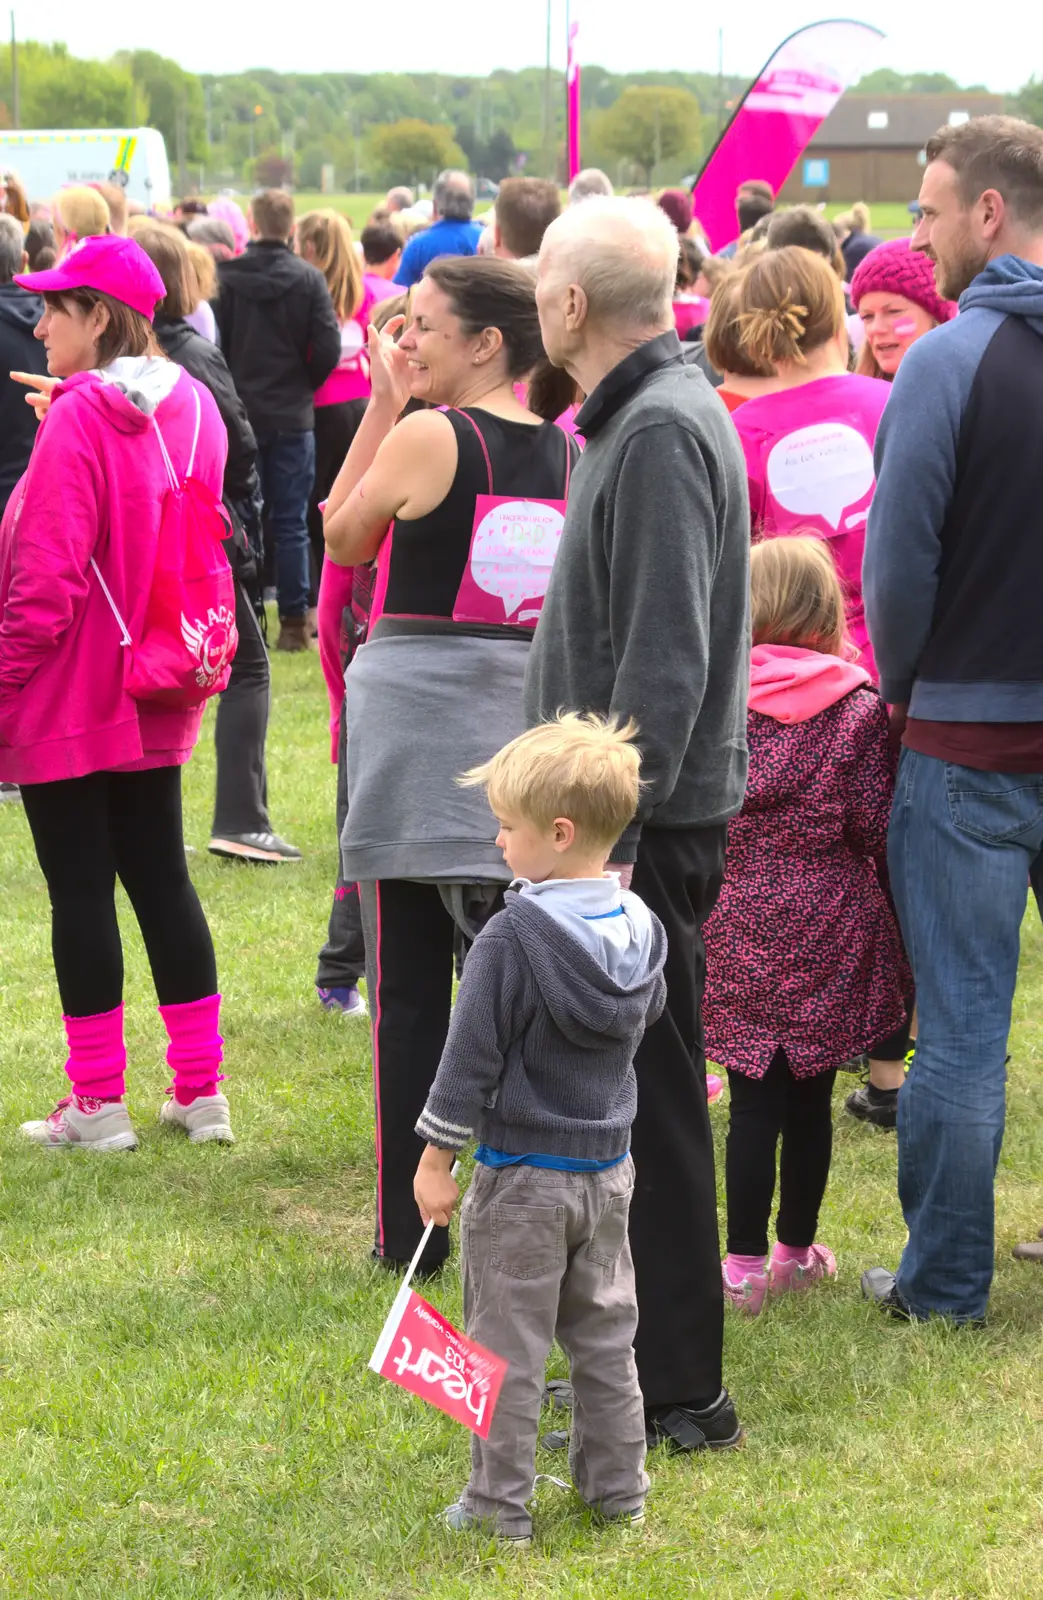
92, 384, 238, 707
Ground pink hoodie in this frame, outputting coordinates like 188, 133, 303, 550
0, 362, 228, 785
749, 643, 871, 723
314, 282, 378, 408
733, 374, 891, 680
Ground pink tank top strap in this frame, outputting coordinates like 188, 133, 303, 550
449, 408, 494, 494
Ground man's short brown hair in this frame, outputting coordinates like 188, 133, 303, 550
925, 115, 1043, 229
495, 178, 562, 260
361, 221, 402, 266
251, 189, 296, 241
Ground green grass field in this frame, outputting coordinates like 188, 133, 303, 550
1, 647, 1041, 1598
279, 194, 915, 240
289, 193, 388, 230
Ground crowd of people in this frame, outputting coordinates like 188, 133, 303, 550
2, 110, 1043, 1544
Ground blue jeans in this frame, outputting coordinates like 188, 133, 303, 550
888, 748, 1043, 1322
255, 430, 316, 620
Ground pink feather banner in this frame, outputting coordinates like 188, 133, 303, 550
692, 19, 885, 253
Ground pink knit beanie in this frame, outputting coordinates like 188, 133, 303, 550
851, 237, 957, 325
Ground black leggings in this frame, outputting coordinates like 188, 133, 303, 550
20, 766, 217, 1017
725, 1049, 837, 1257
307, 399, 367, 606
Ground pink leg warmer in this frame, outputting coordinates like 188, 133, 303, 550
63, 1005, 127, 1099
159, 994, 224, 1106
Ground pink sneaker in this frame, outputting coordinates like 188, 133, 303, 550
707, 1074, 724, 1106
770, 1243, 837, 1296
721, 1259, 770, 1316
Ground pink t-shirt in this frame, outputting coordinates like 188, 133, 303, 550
314, 283, 377, 408
364, 272, 404, 305
732, 373, 891, 680
673, 295, 710, 339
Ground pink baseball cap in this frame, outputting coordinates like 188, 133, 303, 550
15, 234, 167, 322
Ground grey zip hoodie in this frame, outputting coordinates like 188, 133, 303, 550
416, 882, 667, 1161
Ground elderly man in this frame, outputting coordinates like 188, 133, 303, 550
568, 168, 614, 204
384, 185, 414, 215
527, 198, 750, 1452
394, 170, 482, 288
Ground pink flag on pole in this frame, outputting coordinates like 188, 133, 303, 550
370, 1288, 508, 1438
692, 20, 885, 253
567, 18, 581, 183
368, 1179, 507, 1439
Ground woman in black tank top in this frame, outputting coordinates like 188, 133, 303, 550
324, 257, 579, 1272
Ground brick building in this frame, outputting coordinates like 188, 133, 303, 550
779, 94, 1006, 204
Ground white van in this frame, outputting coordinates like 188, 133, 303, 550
0, 128, 171, 210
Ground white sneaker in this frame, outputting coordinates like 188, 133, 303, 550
21, 1094, 138, 1152
160, 1091, 235, 1144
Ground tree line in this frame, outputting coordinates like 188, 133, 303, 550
0, 43, 1038, 196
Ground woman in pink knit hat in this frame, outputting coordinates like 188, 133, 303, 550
852, 238, 957, 381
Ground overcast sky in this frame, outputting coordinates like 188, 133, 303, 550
20, 0, 1041, 94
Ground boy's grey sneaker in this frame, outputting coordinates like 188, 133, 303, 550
442, 1500, 532, 1548
0, 781, 21, 802
598, 1506, 646, 1531
160, 1091, 235, 1145
208, 832, 302, 864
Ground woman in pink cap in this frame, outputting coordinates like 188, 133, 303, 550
851, 237, 958, 380
0, 233, 235, 1151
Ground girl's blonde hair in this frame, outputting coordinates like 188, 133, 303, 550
185, 239, 217, 304
835, 201, 871, 235
297, 209, 363, 321
53, 185, 110, 244
737, 245, 845, 370
750, 536, 849, 657
461, 712, 642, 850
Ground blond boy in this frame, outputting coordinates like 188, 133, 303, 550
414, 714, 667, 1546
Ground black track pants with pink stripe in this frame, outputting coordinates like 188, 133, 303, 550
360, 878, 459, 1273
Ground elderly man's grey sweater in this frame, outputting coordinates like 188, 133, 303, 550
525, 331, 750, 859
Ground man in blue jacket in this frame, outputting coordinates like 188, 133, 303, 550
394, 171, 482, 288
862, 115, 1043, 1326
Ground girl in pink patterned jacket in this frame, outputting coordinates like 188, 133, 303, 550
703, 536, 910, 1317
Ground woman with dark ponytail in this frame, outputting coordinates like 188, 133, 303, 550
324, 255, 580, 1276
